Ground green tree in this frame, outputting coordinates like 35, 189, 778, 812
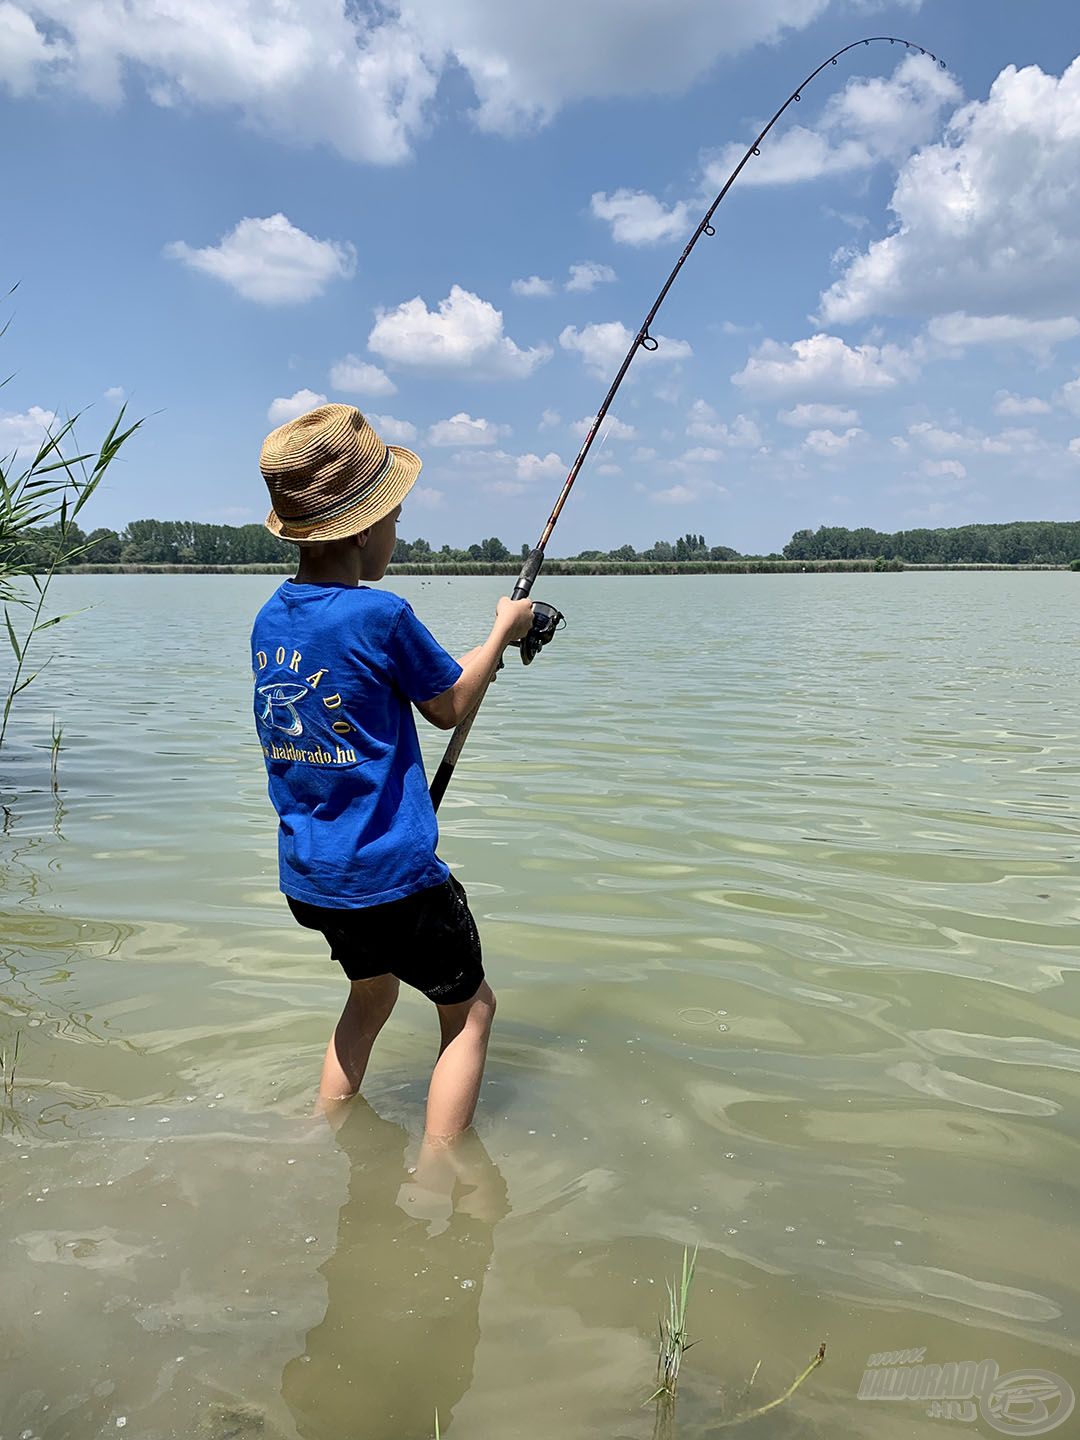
83, 527, 122, 563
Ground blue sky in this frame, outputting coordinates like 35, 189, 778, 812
2, 0, 1079, 555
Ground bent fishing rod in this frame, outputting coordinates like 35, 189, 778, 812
429, 34, 945, 812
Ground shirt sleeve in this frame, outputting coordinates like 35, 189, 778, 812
387, 600, 463, 703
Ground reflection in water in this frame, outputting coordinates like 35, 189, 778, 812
282, 1104, 508, 1440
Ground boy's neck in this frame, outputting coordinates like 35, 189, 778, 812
294, 551, 366, 587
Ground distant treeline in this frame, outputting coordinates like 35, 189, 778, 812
9, 519, 1080, 571
8, 518, 292, 568
11, 524, 740, 569
783, 521, 1080, 565
392, 532, 741, 564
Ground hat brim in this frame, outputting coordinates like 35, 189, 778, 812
264, 446, 422, 543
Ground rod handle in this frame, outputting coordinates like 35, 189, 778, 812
512, 547, 544, 600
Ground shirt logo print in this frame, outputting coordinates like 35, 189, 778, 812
257, 681, 308, 737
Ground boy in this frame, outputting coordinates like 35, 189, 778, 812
252, 403, 534, 1136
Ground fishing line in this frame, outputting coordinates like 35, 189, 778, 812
429, 34, 945, 811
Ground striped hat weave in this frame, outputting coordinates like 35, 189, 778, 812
260, 404, 421, 543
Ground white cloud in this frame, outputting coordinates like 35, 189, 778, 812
368, 413, 418, 444
652, 474, 727, 505
427, 412, 508, 446
820, 58, 1080, 325
778, 402, 859, 428
823, 206, 870, 231
570, 414, 636, 440
1056, 374, 1080, 415
981, 427, 1042, 455
369, 285, 550, 378
0, 2, 68, 97
512, 275, 555, 297
10, 0, 917, 175
0, 404, 58, 459
329, 355, 396, 397
103, 385, 125, 403
165, 213, 355, 304
1069, 438, 1080, 460
452, 446, 565, 490
409, 486, 445, 509
590, 189, 690, 246
631, 446, 658, 463
403, 0, 832, 136
704, 54, 960, 190
732, 333, 916, 395
267, 389, 327, 424
559, 320, 692, 375
803, 426, 864, 457
2, 1, 850, 160
686, 401, 761, 447
707, 129, 867, 188
653, 483, 700, 505
1, 1, 438, 163
514, 451, 565, 482
596, 462, 622, 475
908, 420, 1045, 457
993, 390, 1051, 417
539, 408, 561, 430
565, 261, 616, 292
922, 458, 967, 480
515, 260, 609, 304
677, 446, 723, 465
908, 421, 971, 453
927, 312, 1080, 356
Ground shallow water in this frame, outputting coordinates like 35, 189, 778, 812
2, 572, 1079, 1439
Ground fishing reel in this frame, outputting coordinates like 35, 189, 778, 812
518, 600, 565, 665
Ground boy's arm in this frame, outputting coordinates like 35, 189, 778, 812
416, 597, 534, 731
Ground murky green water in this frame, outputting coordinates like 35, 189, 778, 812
2, 573, 1079, 1439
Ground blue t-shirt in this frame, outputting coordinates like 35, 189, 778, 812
251, 581, 462, 908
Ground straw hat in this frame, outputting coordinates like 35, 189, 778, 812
260, 404, 421, 542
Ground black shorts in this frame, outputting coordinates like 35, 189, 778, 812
286, 874, 484, 1006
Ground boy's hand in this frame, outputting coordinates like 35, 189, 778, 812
496, 596, 535, 642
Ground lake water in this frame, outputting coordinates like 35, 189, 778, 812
2, 572, 1079, 1439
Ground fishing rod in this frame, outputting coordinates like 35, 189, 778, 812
429, 33, 945, 812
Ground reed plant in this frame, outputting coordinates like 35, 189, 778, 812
644, 1242, 827, 1434
648, 1245, 698, 1404
49, 717, 62, 791
1, 394, 141, 746
1, 1028, 19, 1105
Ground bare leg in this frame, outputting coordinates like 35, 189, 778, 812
424, 982, 496, 1139
318, 974, 400, 1108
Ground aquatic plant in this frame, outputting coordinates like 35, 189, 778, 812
713, 1343, 827, 1428
648, 1245, 699, 1404
1, 1028, 19, 1104
644, 1243, 828, 1432
49, 717, 62, 791
1, 382, 141, 745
